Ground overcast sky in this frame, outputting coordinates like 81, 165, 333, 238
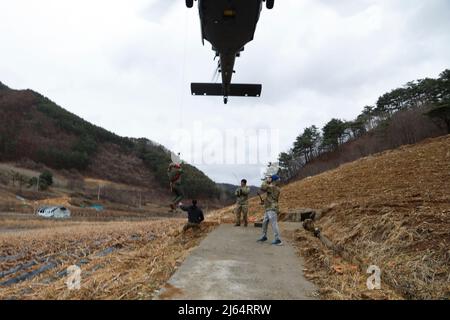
1, 0, 449, 185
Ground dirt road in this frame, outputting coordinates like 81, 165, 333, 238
157, 223, 318, 300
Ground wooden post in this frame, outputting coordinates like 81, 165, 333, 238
139, 191, 142, 209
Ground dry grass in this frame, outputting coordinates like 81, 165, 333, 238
0, 163, 67, 187
1, 136, 448, 300
284, 227, 403, 300
215, 135, 450, 299
0, 163, 170, 214
0, 184, 175, 218
0, 216, 217, 300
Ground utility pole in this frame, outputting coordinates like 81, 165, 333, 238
97, 184, 101, 201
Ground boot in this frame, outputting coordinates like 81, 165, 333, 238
257, 236, 268, 242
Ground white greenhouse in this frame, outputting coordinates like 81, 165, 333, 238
37, 206, 71, 219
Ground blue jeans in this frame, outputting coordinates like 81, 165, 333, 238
262, 210, 281, 241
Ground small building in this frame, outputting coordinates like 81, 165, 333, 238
37, 206, 71, 219
90, 204, 104, 212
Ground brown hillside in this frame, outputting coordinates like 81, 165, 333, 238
0, 82, 221, 205
282, 135, 449, 299
0, 87, 158, 187
280, 135, 449, 211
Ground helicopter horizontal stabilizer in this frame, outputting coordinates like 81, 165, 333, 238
191, 83, 262, 97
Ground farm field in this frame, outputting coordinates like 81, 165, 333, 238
0, 212, 217, 299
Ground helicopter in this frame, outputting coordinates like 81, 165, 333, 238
186, 0, 274, 104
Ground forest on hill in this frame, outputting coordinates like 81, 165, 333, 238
0, 82, 220, 200
278, 69, 450, 181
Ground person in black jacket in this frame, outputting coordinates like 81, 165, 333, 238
179, 200, 204, 232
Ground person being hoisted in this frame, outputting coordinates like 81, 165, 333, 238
168, 153, 184, 213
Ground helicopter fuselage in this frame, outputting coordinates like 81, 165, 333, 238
189, 0, 270, 104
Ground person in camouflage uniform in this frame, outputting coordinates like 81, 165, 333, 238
257, 174, 283, 246
234, 179, 250, 227
168, 162, 184, 212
